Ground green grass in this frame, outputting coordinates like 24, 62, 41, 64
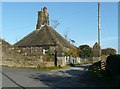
2, 62, 90, 70
74, 62, 90, 65
2, 64, 71, 70
36, 65, 71, 70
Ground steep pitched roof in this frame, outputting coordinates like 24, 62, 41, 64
93, 42, 101, 49
14, 25, 73, 49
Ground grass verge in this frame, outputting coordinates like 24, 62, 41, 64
37, 65, 70, 70
2, 64, 71, 70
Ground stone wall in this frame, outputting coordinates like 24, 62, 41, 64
2, 60, 55, 68
2, 41, 91, 68
1, 44, 68, 67
2, 44, 54, 67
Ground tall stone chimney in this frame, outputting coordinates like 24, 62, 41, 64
36, 6, 49, 29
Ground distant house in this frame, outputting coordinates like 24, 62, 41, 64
14, 7, 74, 56
93, 42, 101, 57
92, 42, 101, 62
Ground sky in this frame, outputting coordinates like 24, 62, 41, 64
2, 2, 118, 52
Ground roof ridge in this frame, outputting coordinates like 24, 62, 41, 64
45, 25, 57, 45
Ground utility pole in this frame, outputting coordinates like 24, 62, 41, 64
98, 1, 101, 58
98, 1, 100, 46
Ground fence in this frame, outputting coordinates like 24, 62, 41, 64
63, 56, 91, 65
88, 60, 106, 71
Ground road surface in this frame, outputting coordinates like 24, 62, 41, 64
1, 64, 119, 88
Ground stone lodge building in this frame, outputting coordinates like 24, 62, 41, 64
14, 7, 74, 56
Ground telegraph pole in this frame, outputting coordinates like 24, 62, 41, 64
98, 1, 100, 46
98, 1, 101, 58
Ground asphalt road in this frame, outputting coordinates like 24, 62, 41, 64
0, 64, 118, 88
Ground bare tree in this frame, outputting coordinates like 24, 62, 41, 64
50, 20, 60, 29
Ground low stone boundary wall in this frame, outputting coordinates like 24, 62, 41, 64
1, 57, 68, 68
1, 61, 55, 68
